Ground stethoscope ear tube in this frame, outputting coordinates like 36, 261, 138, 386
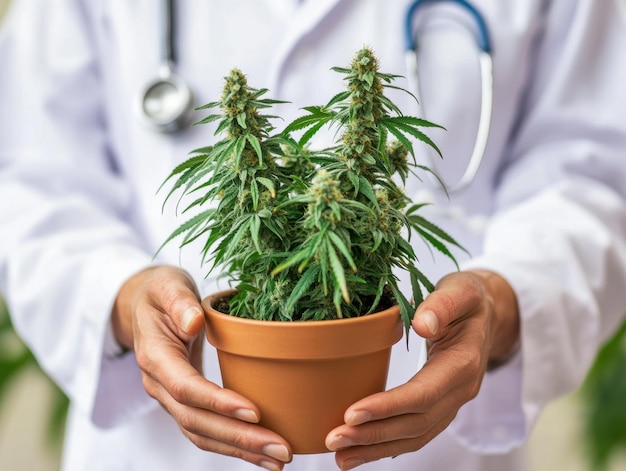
404, 0, 491, 53
404, 0, 493, 194
135, 0, 194, 133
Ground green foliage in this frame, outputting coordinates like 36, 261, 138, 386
581, 317, 626, 470
160, 47, 464, 333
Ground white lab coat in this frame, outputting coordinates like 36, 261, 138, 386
1, 0, 626, 470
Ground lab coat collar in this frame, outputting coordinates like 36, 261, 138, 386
267, 0, 344, 92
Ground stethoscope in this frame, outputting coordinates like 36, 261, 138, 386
134, 0, 493, 194
405, 0, 493, 194
135, 0, 194, 133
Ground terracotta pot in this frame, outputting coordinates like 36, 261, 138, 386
202, 289, 403, 454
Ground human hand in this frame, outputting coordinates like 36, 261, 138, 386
325, 270, 520, 470
111, 265, 292, 470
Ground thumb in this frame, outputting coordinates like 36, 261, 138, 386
179, 303, 204, 336
411, 272, 482, 339
153, 266, 205, 336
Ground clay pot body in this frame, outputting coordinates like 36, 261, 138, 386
202, 290, 403, 454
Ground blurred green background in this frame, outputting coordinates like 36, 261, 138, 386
0, 0, 625, 469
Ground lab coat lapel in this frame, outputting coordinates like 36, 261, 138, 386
267, 0, 344, 92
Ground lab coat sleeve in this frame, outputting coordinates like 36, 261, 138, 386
0, 0, 157, 427
447, 0, 626, 452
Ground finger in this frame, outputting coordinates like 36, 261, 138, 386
146, 267, 205, 336
333, 344, 482, 431
170, 396, 292, 458
412, 272, 484, 339
188, 328, 205, 373
333, 412, 457, 471
138, 335, 261, 421
146, 377, 292, 467
327, 376, 471, 451
327, 413, 432, 451
178, 433, 290, 471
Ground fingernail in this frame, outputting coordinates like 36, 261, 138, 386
234, 408, 259, 423
181, 306, 202, 333
326, 434, 354, 451
346, 410, 371, 426
416, 310, 438, 336
340, 457, 366, 470
263, 444, 291, 462
260, 461, 282, 471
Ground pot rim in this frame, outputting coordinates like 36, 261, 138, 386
202, 289, 404, 359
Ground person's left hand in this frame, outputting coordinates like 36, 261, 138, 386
325, 270, 520, 470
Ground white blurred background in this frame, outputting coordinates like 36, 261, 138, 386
0, 0, 625, 469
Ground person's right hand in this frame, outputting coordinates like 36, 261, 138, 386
111, 265, 292, 471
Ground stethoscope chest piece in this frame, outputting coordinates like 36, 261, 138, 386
135, 0, 194, 134
136, 64, 193, 133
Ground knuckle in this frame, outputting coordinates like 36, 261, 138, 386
184, 431, 207, 451
145, 269, 166, 296
140, 374, 158, 399
464, 274, 485, 301
134, 349, 152, 371
468, 380, 481, 400
456, 354, 483, 400
147, 268, 180, 308
371, 442, 400, 462
360, 423, 385, 445
229, 447, 248, 461
160, 286, 180, 315
418, 382, 442, 408
468, 342, 486, 373
168, 378, 191, 403
176, 409, 196, 432
434, 291, 458, 322
228, 429, 256, 451
205, 388, 239, 416
380, 394, 402, 418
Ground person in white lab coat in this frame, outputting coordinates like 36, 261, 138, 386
1, 0, 626, 470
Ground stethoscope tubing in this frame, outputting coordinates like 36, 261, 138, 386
135, 0, 194, 133
162, 0, 176, 69
404, 0, 491, 53
404, 0, 493, 194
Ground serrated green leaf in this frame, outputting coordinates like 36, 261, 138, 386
154, 209, 214, 257
389, 120, 443, 158
330, 66, 351, 74
250, 178, 259, 210
157, 153, 207, 200
326, 239, 349, 303
250, 214, 261, 253
325, 91, 351, 108
328, 231, 356, 271
194, 101, 220, 111
194, 114, 222, 126
272, 249, 310, 276
391, 285, 413, 345
189, 146, 214, 155
358, 177, 380, 211
410, 270, 425, 306
236, 112, 247, 129
255, 177, 276, 197
410, 214, 467, 254
247, 134, 263, 164
382, 121, 415, 157
386, 116, 445, 130
415, 227, 459, 270
298, 119, 329, 147
285, 265, 319, 312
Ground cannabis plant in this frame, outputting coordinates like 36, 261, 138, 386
160, 46, 463, 333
